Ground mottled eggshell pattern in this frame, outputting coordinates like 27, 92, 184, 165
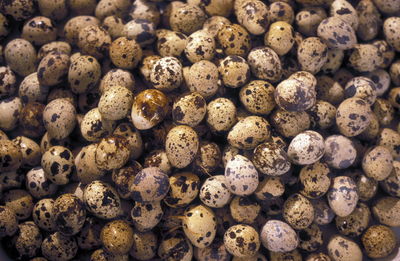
381, 160, 400, 197
261, 220, 298, 252
236, 0, 269, 35
362, 145, 393, 181
206, 98, 237, 132
328, 176, 359, 217
130, 167, 170, 203
77, 25, 111, 59
182, 204, 217, 248
217, 24, 251, 57
227, 116, 271, 150
335, 202, 370, 237
336, 98, 372, 137
372, 197, 400, 227
37, 51, 70, 87
164, 172, 200, 208
330, 0, 359, 30
53, 193, 86, 236
83, 180, 122, 219
122, 19, 156, 47
43, 98, 76, 140
130, 230, 157, 260
344, 76, 377, 105
275, 78, 316, 112
109, 37, 143, 69
247, 47, 282, 83
362, 225, 397, 259
317, 16, 357, 50
239, 80, 275, 115
14, 221, 42, 258
184, 30, 215, 63
150, 56, 182, 92
172, 92, 206, 127
229, 196, 260, 224
223, 224, 260, 257
265, 21, 294, 56
98, 85, 133, 121
225, 155, 259, 196
4, 39, 36, 77
26, 166, 58, 198
298, 223, 323, 252
200, 175, 232, 208
95, 135, 130, 171
287, 130, 324, 165
21, 16, 57, 46
252, 141, 291, 176
283, 193, 315, 230
299, 162, 331, 199
297, 37, 328, 74
32, 198, 56, 232
323, 135, 356, 169
131, 200, 163, 232
218, 55, 251, 89
41, 232, 78, 261
0, 97, 22, 131
165, 125, 199, 168
0, 205, 18, 238
68, 55, 101, 94
384, 17, 400, 52
158, 231, 193, 261
3, 189, 33, 220
327, 235, 362, 261
187, 60, 219, 99
100, 219, 134, 255
131, 89, 169, 130
80, 108, 116, 142
0, 139, 22, 172
169, 3, 207, 35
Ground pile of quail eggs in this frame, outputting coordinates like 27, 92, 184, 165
1, 0, 400, 260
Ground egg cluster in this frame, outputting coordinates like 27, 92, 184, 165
0, 0, 400, 260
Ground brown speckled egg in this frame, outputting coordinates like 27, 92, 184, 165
283, 193, 314, 229
255, 176, 284, 200
203, 16, 232, 37
330, 0, 359, 30
156, 30, 187, 58
316, 75, 344, 105
0, 66, 16, 98
312, 199, 335, 225
275, 78, 316, 112
53, 193, 86, 236
270, 109, 310, 138
4, 189, 33, 220
130, 230, 157, 260
25, 167, 58, 198
0, 205, 18, 238
37, 0, 68, 21
297, 37, 328, 74
100, 68, 135, 94
32, 198, 56, 232
158, 230, 193, 261
165, 125, 199, 168
1, 0, 36, 21
298, 223, 323, 252
172, 92, 206, 127
335, 202, 370, 237
265, 21, 294, 56
43, 98, 76, 140
68, 55, 101, 94
328, 176, 358, 217
344, 76, 377, 105
193, 141, 221, 175
76, 216, 102, 250
349, 44, 383, 73
377, 128, 400, 158
4, 39, 36, 77
100, 219, 134, 255
261, 220, 298, 252
247, 46, 282, 82
225, 155, 259, 196
381, 160, 400, 197
239, 80, 275, 115
224, 224, 260, 257
130, 167, 170, 203
112, 161, 142, 199
253, 141, 290, 176
13, 136, 40, 167
41, 232, 78, 261
323, 135, 356, 169
77, 25, 111, 59
19, 102, 46, 138
230, 196, 260, 224
150, 56, 182, 92
236, 0, 269, 35
219, 55, 250, 89
98, 85, 133, 121
14, 221, 42, 258
372, 197, 400, 227
131, 200, 163, 232
317, 16, 357, 50
80, 108, 116, 142
299, 162, 330, 199
217, 24, 251, 57
345, 169, 378, 202
327, 235, 362, 261
384, 17, 400, 52
37, 51, 70, 87
21, 16, 57, 46
109, 37, 142, 69
206, 98, 237, 132
144, 149, 172, 175
296, 7, 327, 37
95, 135, 130, 171
83, 180, 122, 219
170, 3, 207, 35
185, 30, 215, 63
362, 145, 393, 181
287, 130, 324, 165
75, 144, 105, 184
188, 60, 219, 99
228, 116, 271, 150
336, 98, 372, 137
200, 175, 232, 208
362, 225, 396, 259
0, 139, 22, 172
164, 172, 199, 208
307, 100, 336, 129
63, 16, 100, 45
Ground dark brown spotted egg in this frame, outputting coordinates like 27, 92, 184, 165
323, 135, 356, 169
103, 15, 124, 39
98, 85, 134, 121
122, 19, 156, 47
217, 24, 251, 57
0, 205, 18, 238
194, 239, 231, 261
228, 116, 271, 150
130, 167, 169, 203
206, 97, 237, 132
307, 100, 337, 129
383, 17, 400, 52
37, 51, 70, 87
68, 55, 101, 94
299, 162, 331, 199
283, 193, 314, 230
99, 68, 135, 94
100, 219, 134, 255
270, 109, 310, 138
53, 193, 86, 236
200, 175, 232, 208
298, 223, 323, 252
32, 198, 56, 232
330, 0, 359, 30
287, 130, 324, 165
26, 167, 58, 198
76, 216, 102, 250
356, 0, 380, 42
164, 172, 200, 208
236, 0, 269, 35
80, 108, 116, 142
0, 139, 22, 172
130, 230, 158, 260
202, 16, 232, 37
41, 146, 74, 185
327, 235, 362, 261
83, 180, 122, 219
172, 92, 206, 127
131, 200, 163, 232
144, 149, 172, 175
193, 141, 222, 175
94, 0, 131, 21
74, 144, 105, 184
112, 161, 142, 199
109, 37, 143, 69
188, 60, 219, 99
169, 3, 207, 35
0, 66, 16, 99
156, 30, 187, 58
14, 221, 42, 258
362, 145, 393, 181
261, 220, 298, 252
317, 16, 357, 50
218, 55, 250, 89
225, 155, 259, 196
295, 7, 327, 37
362, 225, 397, 259
381, 160, 400, 197
335, 202, 370, 237
150, 56, 182, 92
297, 37, 328, 74
158, 230, 193, 261
41, 232, 78, 261
224, 224, 260, 258
77, 25, 111, 59
19, 102, 46, 138
229, 196, 260, 224
165, 125, 199, 168
239, 80, 275, 115
21, 16, 57, 46
0, 97, 22, 132
4, 39, 37, 77
328, 176, 359, 217
247, 46, 282, 83
336, 97, 372, 137
265, 21, 295, 56
182, 204, 217, 248
255, 176, 285, 200
185, 30, 215, 63
275, 78, 316, 112
43, 98, 76, 140
312, 199, 335, 225
253, 141, 291, 176
95, 135, 130, 171
349, 44, 383, 73
19, 72, 49, 104
3, 189, 33, 220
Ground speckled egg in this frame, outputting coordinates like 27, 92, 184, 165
75, 144, 105, 184
297, 37, 328, 74
255, 176, 284, 200
218, 55, 250, 89
41, 232, 78, 261
156, 30, 187, 58
362, 145, 393, 181
336, 98, 372, 137
247, 47, 282, 82
239, 80, 275, 115
316, 76, 344, 105
98, 86, 133, 121
372, 197, 400, 227
217, 24, 251, 57
21, 16, 57, 46
287, 130, 324, 165
299, 162, 330, 199
4, 39, 36, 77
3, 189, 33, 220
109, 37, 142, 69
270, 109, 310, 138
0, 0, 36, 21
172, 92, 206, 127
344, 76, 376, 105
381, 160, 400, 197
228, 116, 271, 150
349, 44, 383, 73
131, 89, 169, 130
83, 180, 122, 219
283, 193, 314, 229
312, 199, 335, 225
165, 125, 199, 168
95, 135, 130, 171
261, 220, 298, 252
131, 200, 163, 231
80, 108, 116, 142
144, 149, 171, 175
53, 193, 86, 236
129, 230, 157, 260
298, 223, 323, 252
26, 167, 58, 198
328, 176, 358, 217
150, 56, 182, 92
185, 30, 215, 63
68, 55, 101, 94
236, 0, 269, 35
32, 198, 56, 232
122, 19, 156, 46
77, 25, 111, 59
158, 230, 193, 261
130, 167, 170, 203
275, 78, 316, 112
253, 141, 290, 176
223, 224, 259, 257
63, 16, 100, 45
164, 172, 200, 208
323, 135, 356, 169
356, 0, 381, 41
296, 7, 327, 37
200, 175, 232, 208
19, 72, 49, 104
112, 161, 142, 199
206, 98, 237, 132
230, 196, 260, 224
327, 235, 362, 261
225, 155, 259, 196
0, 139, 22, 172
265, 21, 294, 56
0, 205, 18, 238
0, 97, 22, 131
335, 202, 370, 237
103, 15, 124, 39
37, 0, 68, 21
203, 16, 232, 37
362, 225, 396, 259
43, 98, 76, 140
170, 3, 207, 35
37, 51, 70, 87
100, 219, 134, 255
317, 16, 357, 50
187, 60, 219, 99
384, 17, 400, 52
14, 221, 42, 258
346, 169, 378, 202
